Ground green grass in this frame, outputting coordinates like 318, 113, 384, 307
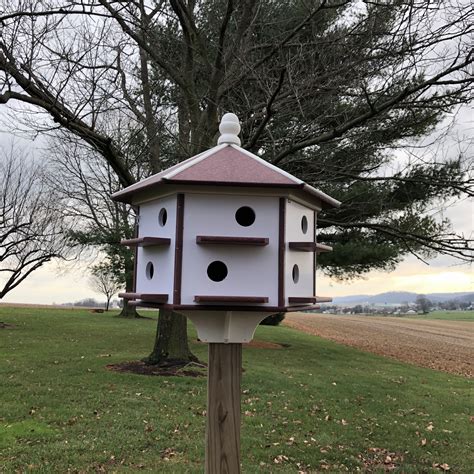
0, 306, 472, 472
403, 310, 474, 321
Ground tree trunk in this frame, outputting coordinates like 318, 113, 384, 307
143, 309, 199, 366
116, 253, 140, 318
117, 298, 140, 318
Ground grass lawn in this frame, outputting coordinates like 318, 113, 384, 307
0, 306, 472, 472
405, 310, 474, 321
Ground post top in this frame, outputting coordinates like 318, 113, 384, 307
218, 113, 241, 146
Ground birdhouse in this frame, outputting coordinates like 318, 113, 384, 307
112, 114, 340, 342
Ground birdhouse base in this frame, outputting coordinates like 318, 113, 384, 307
177, 310, 274, 343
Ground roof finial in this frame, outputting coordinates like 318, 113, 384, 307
218, 113, 241, 146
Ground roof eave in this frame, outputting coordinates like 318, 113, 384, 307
111, 188, 135, 204
303, 183, 341, 209
162, 178, 304, 189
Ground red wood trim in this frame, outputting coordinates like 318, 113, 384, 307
288, 242, 333, 252
313, 210, 316, 298
121, 237, 171, 247
288, 296, 317, 304
278, 197, 286, 307
133, 210, 139, 293
128, 302, 321, 312
173, 194, 185, 304
316, 296, 332, 303
194, 295, 269, 303
162, 178, 304, 190
196, 236, 269, 246
315, 243, 332, 253
287, 296, 333, 305
119, 292, 169, 302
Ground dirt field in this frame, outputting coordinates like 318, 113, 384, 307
284, 313, 474, 377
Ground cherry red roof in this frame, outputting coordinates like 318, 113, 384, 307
169, 146, 295, 185
112, 144, 340, 208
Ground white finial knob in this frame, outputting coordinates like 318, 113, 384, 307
218, 113, 241, 146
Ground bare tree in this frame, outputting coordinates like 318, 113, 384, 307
46, 135, 139, 318
0, 146, 68, 299
89, 261, 122, 311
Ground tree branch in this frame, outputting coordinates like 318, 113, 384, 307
272, 51, 474, 165
0, 48, 135, 187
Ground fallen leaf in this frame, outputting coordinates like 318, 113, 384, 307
433, 462, 450, 471
160, 447, 177, 461
273, 455, 289, 464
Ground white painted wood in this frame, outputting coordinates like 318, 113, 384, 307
181, 194, 280, 306
217, 113, 241, 146
285, 200, 315, 242
180, 310, 270, 343
284, 200, 315, 304
135, 195, 177, 297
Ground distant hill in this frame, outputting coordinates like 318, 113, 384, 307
332, 291, 474, 306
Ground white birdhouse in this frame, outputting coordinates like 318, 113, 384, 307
113, 113, 340, 342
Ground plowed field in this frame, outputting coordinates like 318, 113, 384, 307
284, 313, 473, 377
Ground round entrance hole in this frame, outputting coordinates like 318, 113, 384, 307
292, 264, 299, 284
158, 208, 167, 227
207, 261, 228, 282
301, 215, 308, 234
235, 206, 255, 227
146, 262, 154, 280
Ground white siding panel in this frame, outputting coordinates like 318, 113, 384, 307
136, 195, 177, 297
284, 200, 315, 303
181, 194, 279, 306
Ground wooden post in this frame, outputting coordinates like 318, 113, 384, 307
206, 343, 242, 474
